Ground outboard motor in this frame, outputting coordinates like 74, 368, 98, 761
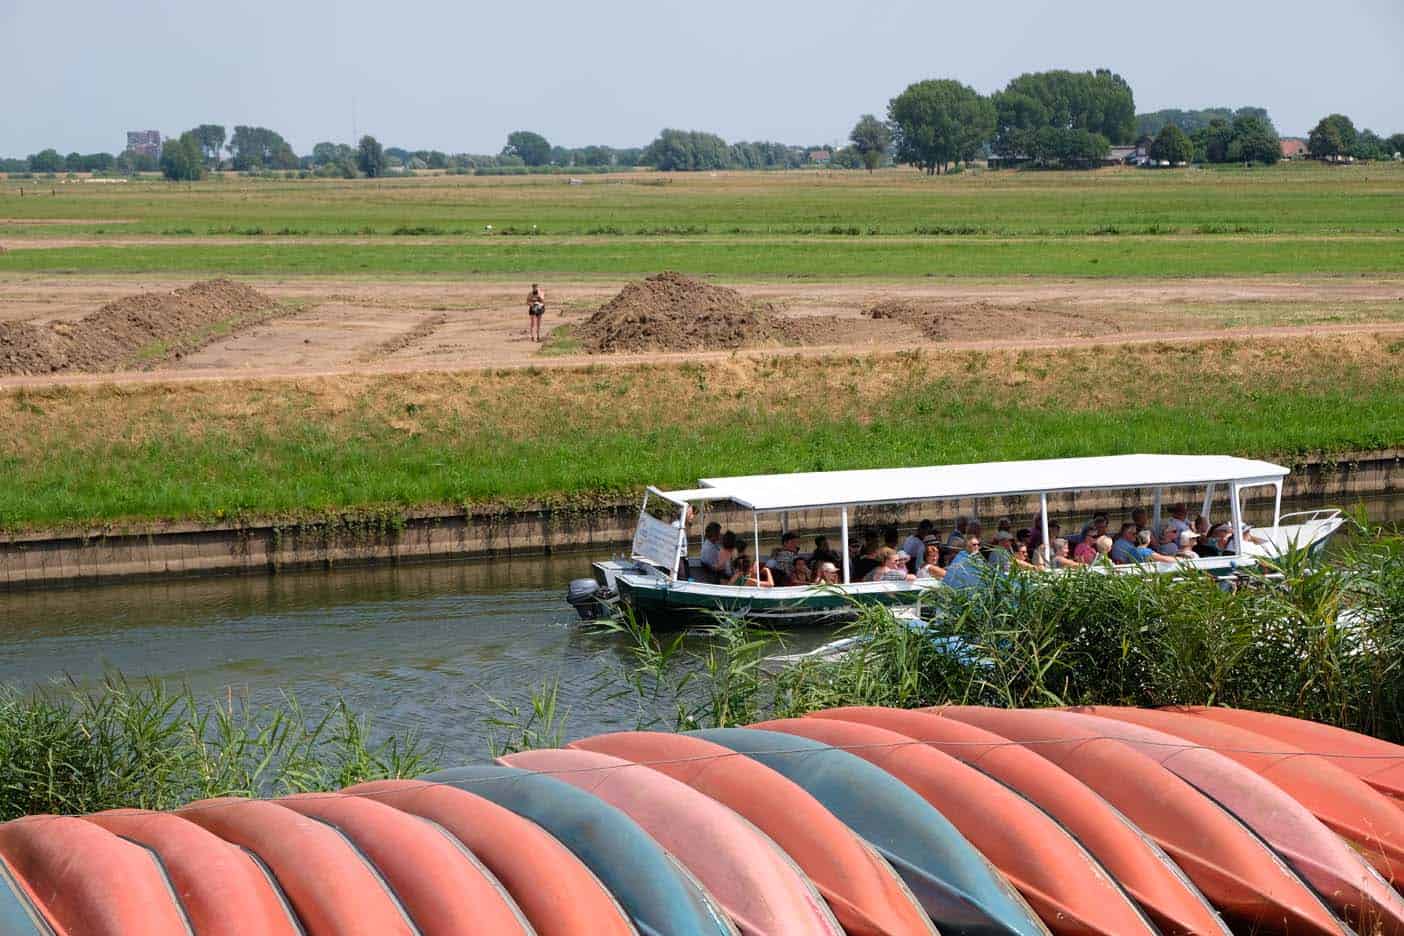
566, 578, 614, 621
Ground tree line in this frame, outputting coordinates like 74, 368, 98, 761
4, 82, 1402, 180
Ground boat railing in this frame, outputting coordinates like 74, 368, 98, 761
1275, 507, 1342, 527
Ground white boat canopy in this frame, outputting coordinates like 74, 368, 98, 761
674, 454, 1287, 512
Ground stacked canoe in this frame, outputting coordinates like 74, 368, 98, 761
3, 706, 1403, 935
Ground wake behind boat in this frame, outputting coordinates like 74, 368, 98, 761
567, 454, 1343, 628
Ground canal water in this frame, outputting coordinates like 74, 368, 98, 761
1, 492, 1399, 764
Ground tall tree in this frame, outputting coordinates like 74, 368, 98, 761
228, 126, 294, 170
160, 132, 206, 181
1308, 114, 1357, 159
888, 80, 995, 175
1388, 134, 1404, 157
994, 69, 1136, 154
849, 114, 892, 173
1227, 115, 1281, 165
641, 129, 730, 171
502, 131, 552, 167
28, 149, 63, 173
1149, 124, 1194, 164
358, 135, 385, 178
192, 125, 226, 167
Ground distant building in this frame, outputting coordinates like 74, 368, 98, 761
125, 130, 162, 159
1106, 145, 1137, 165
808, 149, 831, 164
1280, 138, 1308, 160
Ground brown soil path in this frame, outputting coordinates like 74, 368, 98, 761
0, 274, 1400, 388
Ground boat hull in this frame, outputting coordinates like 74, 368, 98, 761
613, 573, 927, 628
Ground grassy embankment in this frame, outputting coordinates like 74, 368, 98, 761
1, 162, 1402, 277
2, 334, 1401, 530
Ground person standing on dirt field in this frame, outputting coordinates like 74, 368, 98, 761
527, 283, 546, 343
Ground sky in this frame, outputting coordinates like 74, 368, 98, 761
4, 0, 1401, 156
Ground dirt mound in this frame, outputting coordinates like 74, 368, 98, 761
0, 279, 281, 376
864, 298, 1122, 342
576, 272, 787, 352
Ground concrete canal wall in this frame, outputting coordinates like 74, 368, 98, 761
2, 450, 1399, 590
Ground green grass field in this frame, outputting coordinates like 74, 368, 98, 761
3, 336, 1399, 529
2, 162, 1402, 278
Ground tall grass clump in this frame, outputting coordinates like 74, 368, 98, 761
0, 677, 434, 820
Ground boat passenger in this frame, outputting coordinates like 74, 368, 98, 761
1131, 507, 1149, 532
1071, 513, 1109, 548
1198, 523, 1233, 557
1193, 514, 1210, 539
1010, 542, 1038, 570
1229, 524, 1268, 550
1154, 524, 1181, 557
789, 557, 813, 585
815, 562, 840, 585
700, 522, 723, 580
771, 531, 801, 580
852, 533, 883, 582
811, 536, 843, 570
987, 530, 1015, 569
729, 556, 774, 588
1168, 504, 1191, 534
1093, 535, 1115, 566
872, 548, 918, 583
1134, 529, 1180, 564
947, 534, 981, 568
918, 543, 947, 579
1073, 534, 1099, 564
1176, 530, 1201, 559
902, 521, 933, 574
1029, 520, 1058, 558
717, 531, 738, 577
1045, 537, 1080, 570
943, 537, 986, 589
1109, 523, 1141, 564
946, 517, 969, 547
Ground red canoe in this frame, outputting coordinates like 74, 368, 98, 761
934, 706, 1351, 936
751, 716, 1156, 936
504, 747, 843, 936
0, 815, 192, 936
1083, 706, 1404, 884
808, 706, 1230, 936
344, 779, 625, 936
1173, 706, 1404, 805
176, 797, 419, 936
570, 730, 937, 936
1060, 708, 1404, 935
85, 809, 298, 935
279, 791, 534, 936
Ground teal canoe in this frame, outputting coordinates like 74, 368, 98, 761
690, 727, 1049, 936
426, 765, 734, 936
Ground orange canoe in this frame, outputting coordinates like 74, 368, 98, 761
344, 779, 627, 936
751, 716, 1156, 936
809, 706, 1229, 936
84, 809, 298, 935
570, 730, 937, 936
934, 706, 1350, 936
175, 797, 417, 936
1174, 706, 1404, 805
279, 791, 534, 936
504, 747, 843, 936
1060, 708, 1404, 936
0, 814, 192, 935
1084, 706, 1404, 884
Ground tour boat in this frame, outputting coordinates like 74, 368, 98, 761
567, 454, 1344, 628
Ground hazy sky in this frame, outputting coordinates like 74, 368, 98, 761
4, 0, 1401, 156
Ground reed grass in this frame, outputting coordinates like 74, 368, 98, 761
0, 677, 434, 820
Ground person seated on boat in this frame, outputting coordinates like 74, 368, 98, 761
1016, 528, 1033, 552
815, 561, 841, 585
1028, 519, 1058, 558
717, 531, 739, 577
1168, 504, 1191, 535
852, 531, 883, 582
789, 557, 813, 585
946, 517, 969, 547
880, 548, 918, 583
1092, 535, 1115, 565
1229, 523, 1268, 550
917, 543, 947, 579
1193, 514, 1211, 539
1177, 529, 1201, 559
964, 521, 984, 555
1196, 523, 1229, 557
1134, 529, 1180, 564
772, 531, 801, 578
1131, 507, 1149, 532
811, 536, 843, 570
1010, 542, 1039, 570
728, 556, 774, 588
1154, 523, 1181, 557
943, 536, 986, 589
699, 522, 723, 579
1042, 537, 1081, 570
1070, 513, 1109, 549
902, 521, 933, 574
882, 525, 900, 553
987, 530, 1015, 569
995, 516, 1013, 537
1109, 523, 1141, 564
1072, 533, 1099, 564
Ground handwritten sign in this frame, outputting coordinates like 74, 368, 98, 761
632, 510, 683, 572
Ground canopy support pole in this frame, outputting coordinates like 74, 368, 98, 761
840, 507, 851, 585
1039, 493, 1051, 566
1152, 488, 1162, 534
753, 513, 761, 577
1201, 483, 1215, 522
781, 511, 788, 536
1272, 482, 1283, 529
1229, 481, 1244, 558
